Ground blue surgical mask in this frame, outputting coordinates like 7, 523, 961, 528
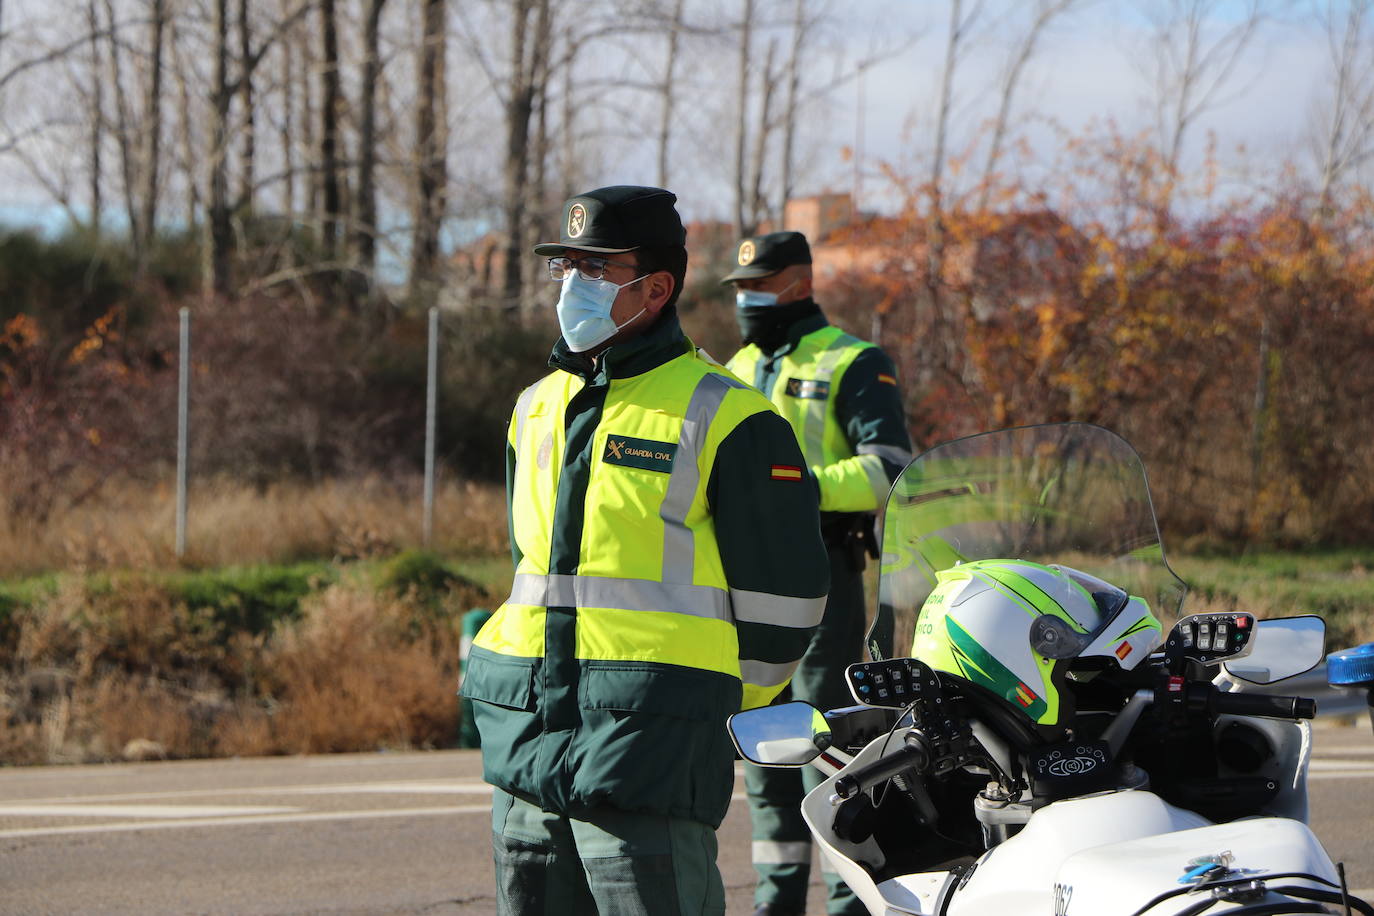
735, 289, 779, 309
556, 271, 648, 353
734, 279, 797, 310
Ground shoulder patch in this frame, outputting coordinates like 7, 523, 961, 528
770, 464, 804, 482
785, 378, 830, 400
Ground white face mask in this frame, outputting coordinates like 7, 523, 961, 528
734, 279, 798, 310
556, 271, 648, 353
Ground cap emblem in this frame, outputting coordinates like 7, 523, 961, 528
737, 240, 756, 265
567, 203, 587, 238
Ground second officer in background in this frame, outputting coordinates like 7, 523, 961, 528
722, 230, 913, 916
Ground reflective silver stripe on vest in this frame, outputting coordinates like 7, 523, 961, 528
512, 381, 541, 454
739, 657, 800, 690
858, 453, 892, 506
856, 442, 913, 468
802, 334, 861, 463
752, 840, 811, 865
508, 573, 731, 622
660, 372, 750, 584
731, 588, 826, 629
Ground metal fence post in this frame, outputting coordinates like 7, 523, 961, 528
176, 307, 190, 558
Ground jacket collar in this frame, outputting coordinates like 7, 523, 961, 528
549, 307, 690, 383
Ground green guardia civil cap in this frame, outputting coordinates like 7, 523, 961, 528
533, 185, 686, 256
719, 231, 812, 283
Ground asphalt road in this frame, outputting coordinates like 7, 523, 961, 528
0, 721, 1371, 915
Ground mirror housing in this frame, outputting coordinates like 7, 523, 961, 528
727, 701, 831, 767
1224, 615, 1327, 685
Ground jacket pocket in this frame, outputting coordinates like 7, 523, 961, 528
579, 663, 725, 721
462, 650, 536, 711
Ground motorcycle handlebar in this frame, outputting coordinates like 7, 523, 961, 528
1208, 690, 1317, 720
831, 737, 931, 801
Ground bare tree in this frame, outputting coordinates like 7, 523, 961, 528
138, 0, 168, 262
355, 0, 389, 287
237, 0, 255, 215
656, 0, 685, 188
976, 0, 1083, 210
733, 0, 755, 235
86, 0, 104, 231
777, 0, 807, 221
496, 0, 551, 309
1140, 0, 1266, 181
319, 0, 342, 260
1312, 0, 1374, 209
409, 0, 448, 305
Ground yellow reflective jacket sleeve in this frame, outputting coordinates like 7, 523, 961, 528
810, 346, 912, 512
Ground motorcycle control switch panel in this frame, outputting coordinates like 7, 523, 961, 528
845, 658, 940, 709
1166, 612, 1257, 669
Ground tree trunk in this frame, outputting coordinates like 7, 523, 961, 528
207, 0, 233, 297
86, 0, 103, 232
778, 0, 805, 223
102, 0, 139, 245
656, 0, 685, 189
356, 0, 388, 286
280, 1, 296, 217
237, 0, 255, 216
138, 0, 167, 264
409, 0, 448, 306
733, 0, 754, 236
500, 0, 534, 308
319, 0, 341, 260
747, 39, 777, 232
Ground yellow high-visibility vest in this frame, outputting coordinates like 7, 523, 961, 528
728, 325, 898, 512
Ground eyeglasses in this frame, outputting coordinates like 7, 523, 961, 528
547, 255, 641, 282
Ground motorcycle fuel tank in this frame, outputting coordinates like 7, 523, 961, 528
940, 788, 1332, 915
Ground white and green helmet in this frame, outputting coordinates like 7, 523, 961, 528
911, 559, 1163, 731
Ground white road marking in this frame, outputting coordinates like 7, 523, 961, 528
0, 804, 299, 818
1309, 760, 1374, 770
0, 804, 491, 840
6, 778, 489, 806
274, 781, 493, 796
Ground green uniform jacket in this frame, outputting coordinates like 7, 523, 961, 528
726, 302, 912, 526
465, 311, 829, 828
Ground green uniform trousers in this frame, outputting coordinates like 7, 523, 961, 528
745, 543, 867, 915
491, 788, 726, 916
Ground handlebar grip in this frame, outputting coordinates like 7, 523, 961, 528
1211, 691, 1318, 720
832, 742, 930, 800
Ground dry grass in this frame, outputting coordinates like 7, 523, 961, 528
0, 473, 508, 577
1, 576, 475, 765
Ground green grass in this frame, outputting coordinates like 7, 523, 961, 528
1170, 550, 1374, 648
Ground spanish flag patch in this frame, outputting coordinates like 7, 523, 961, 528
1014, 682, 1036, 707
1114, 641, 1132, 661
877, 373, 897, 385
770, 465, 804, 482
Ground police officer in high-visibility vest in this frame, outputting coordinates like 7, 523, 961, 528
722, 230, 912, 916
464, 187, 831, 916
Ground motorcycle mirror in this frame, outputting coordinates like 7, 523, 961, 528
727, 701, 831, 767
1223, 615, 1327, 685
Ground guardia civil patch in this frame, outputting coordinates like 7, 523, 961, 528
603, 435, 678, 473
785, 378, 830, 400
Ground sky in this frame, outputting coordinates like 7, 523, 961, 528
0, 1, 1344, 236
627, 1, 1337, 222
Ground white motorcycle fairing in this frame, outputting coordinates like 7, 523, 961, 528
801, 731, 1335, 916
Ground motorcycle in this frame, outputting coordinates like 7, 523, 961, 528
729, 423, 1374, 916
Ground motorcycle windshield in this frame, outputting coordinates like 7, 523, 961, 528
868, 423, 1188, 661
